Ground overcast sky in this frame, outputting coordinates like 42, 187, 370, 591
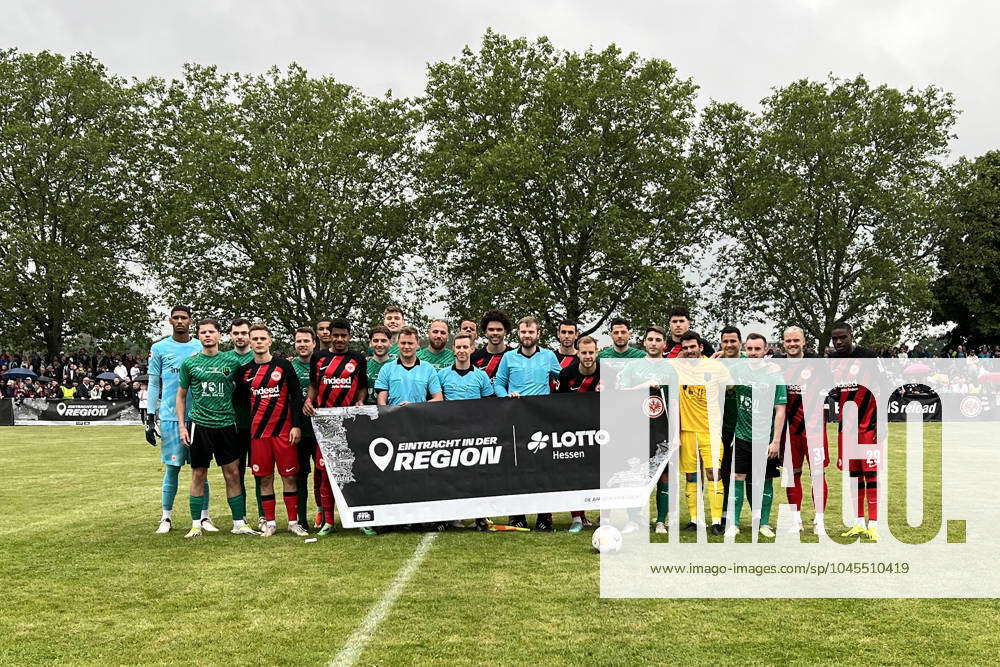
5, 0, 998, 159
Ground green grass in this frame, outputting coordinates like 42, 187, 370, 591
1, 424, 997, 665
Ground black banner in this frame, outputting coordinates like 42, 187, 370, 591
314, 392, 662, 527
14, 399, 141, 425
0, 399, 12, 426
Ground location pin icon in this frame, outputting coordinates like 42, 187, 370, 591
369, 438, 394, 471
57, 403, 67, 416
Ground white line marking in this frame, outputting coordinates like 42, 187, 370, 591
329, 532, 438, 667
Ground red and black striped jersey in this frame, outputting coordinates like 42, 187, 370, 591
774, 353, 826, 443
557, 364, 602, 393
471, 346, 511, 379
233, 358, 302, 439
310, 350, 368, 407
665, 339, 715, 358
832, 346, 877, 436
550, 351, 578, 391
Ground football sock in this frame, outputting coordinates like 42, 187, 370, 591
227, 493, 247, 522
283, 491, 299, 522
856, 476, 866, 520
313, 468, 324, 521
656, 482, 669, 523
721, 473, 731, 521
162, 465, 180, 511
296, 472, 309, 525
201, 480, 210, 519
262, 494, 276, 522
708, 479, 723, 524
161, 509, 172, 521
189, 494, 204, 522
319, 476, 335, 525
685, 480, 698, 523
571, 511, 583, 518
788, 473, 803, 510
864, 471, 878, 521
760, 478, 774, 525
812, 476, 828, 512
733, 480, 745, 526
255, 476, 264, 518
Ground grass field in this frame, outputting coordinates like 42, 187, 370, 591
2, 424, 999, 665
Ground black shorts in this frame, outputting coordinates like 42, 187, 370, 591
734, 437, 780, 478
297, 435, 316, 474
649, 416, 670, 458
189, 423, 241, 469
720, 427, 735, 478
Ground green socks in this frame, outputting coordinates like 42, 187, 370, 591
656, 482, 669, 523
189, 494, 204, 521
733, 480, 745, 526
227, 494, 247, 522
761, 478, 774, 525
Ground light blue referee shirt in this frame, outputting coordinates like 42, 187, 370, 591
494, 347, 562, 397
437, 365, 495, 400
375, 358, 443, 405
147, 336, 201, 421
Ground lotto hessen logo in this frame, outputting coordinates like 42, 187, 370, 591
643, 395, 665, 418
528, 431, 549, 452
353, 510, 375, 522
527, 429, 610, 453
369, 436, 502, 472
55, 402, 110, 418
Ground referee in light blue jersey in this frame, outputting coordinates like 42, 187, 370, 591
438, 333, 495, 401
437, 332, 494, 531
494, 316, 562, 531
374, 326, 443, 406
147, 305, 213, 535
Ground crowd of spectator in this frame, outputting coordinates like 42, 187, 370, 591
0, 349, 148, 411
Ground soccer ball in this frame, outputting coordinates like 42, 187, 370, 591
591, 525, 623, 554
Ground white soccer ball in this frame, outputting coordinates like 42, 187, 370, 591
591, 525, 623, 554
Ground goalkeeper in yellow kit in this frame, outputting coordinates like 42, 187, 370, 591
676, 331, 730, 535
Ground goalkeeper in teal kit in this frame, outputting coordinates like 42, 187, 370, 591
494, 316, 562, 531
147, 306, 215, 534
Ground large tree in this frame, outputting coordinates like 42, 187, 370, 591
0, 50, 155, 356
420, 31, 701, 337
147, 64, 426, 334
931, 151, 1000, 348
693, 75, 957, 350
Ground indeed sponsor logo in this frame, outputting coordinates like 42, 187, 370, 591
322, 377, 354, 387
369, 436, 502, 472
252, 386, 281, 397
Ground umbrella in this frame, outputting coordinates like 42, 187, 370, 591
903, 363, 930, 375
96, 371, 120, 381
36, 375, 55, 384
134, 374, 150, 383
2, 368, 37, 380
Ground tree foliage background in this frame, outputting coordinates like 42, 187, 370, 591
420, 31, 701, 337
0, 50, 155, 356
146, 63, 427, 337
0, 34, 991, 355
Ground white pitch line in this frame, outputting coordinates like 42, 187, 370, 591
329, 531, 438, 667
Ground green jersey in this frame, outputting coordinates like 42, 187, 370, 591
598, 346, 645, 359
178, 351, 238, 429
722, 353, 747, 433
733, 361, 787, 443
366, 355, 397, 404
222, 349, 254, 428
416, 346, 455, 370
290, 356, 314, 437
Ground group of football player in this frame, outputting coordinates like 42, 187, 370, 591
147, 304, 881, 542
